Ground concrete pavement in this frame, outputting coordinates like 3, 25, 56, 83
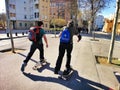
0, 33, 120, 90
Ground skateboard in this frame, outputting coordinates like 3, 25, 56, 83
58, 70, 74, 80
32, 61, 48, 70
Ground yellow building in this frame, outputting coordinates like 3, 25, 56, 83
39, 0, 50, 30
102, 18, 114, 33
102, 18, 120, 35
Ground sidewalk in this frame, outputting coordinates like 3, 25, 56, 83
0, 32, 28, 40
0, 34, 120, 90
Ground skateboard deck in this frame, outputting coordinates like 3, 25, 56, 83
32, 61, 48, 70
58, 70, 74, 80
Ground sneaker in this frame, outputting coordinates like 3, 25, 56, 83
21, 62, 27, 72
40, 59, 47, 65
63, 68, 72, 75
54, 69, 58, 74
33, 62, 41, 70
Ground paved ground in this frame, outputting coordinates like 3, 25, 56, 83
0, 32, 120, 90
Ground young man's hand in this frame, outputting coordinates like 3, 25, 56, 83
46, 44, 48, 48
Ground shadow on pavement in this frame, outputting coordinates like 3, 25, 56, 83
114, 72, 120, 83
18, 53, 110, 89
22, 69, 110, 90
17, 52, 38, 63
36, 63, 54, 73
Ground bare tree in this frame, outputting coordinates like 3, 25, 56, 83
78, 0, 113, 35
65, 0, 78, 33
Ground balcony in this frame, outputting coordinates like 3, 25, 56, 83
10, 17, 16, 20
9, 8, 16, 13
34, 0, 39, 4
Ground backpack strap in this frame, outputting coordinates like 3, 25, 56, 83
34, 26, 41, 34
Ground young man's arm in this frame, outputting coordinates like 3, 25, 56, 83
43, 35, 48, 48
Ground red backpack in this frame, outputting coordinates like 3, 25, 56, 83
28, 26, 40, 42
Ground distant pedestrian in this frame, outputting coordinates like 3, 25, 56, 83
54, 20, 81, 75
21, 21, 48, 72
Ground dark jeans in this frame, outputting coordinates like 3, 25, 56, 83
55, 43, 73, 71
24, 43, 44, 63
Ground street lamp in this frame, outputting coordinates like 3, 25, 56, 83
5, 0, 15, 53
108, 0, 120, 63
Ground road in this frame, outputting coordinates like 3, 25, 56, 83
0, 32, 120, 90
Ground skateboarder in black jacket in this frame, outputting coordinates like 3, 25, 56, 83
21, 21, 48, 72
54, 20, 81, 75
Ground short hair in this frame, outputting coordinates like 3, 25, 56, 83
38, 21, 43, 26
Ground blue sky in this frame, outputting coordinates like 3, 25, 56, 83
99, 1, 116, 18
0, 0, 116, 18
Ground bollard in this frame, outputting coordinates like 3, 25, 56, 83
7, 33, 9, 37
22, 32, 24, 35
15, 32, 17, 36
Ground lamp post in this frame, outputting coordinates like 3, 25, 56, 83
108, 0, 120, 63
5, 0, 15, 53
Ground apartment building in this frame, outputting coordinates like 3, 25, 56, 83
94, 15, 104, 30
6, 0, 50, 30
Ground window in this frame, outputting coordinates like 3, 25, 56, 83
24, 15, 27, 19
109, 28, 112, 30
25, 23, 27, 27
10, 13, 13, 17
45, 24, 47, 27
34, 13, 36, 18
13, 13, 16, 17
9, 4, 16, 9
36, 12, 39, 18
24, 7, 26, 10
9, 13, 16, 17
19, 23, 22, 27
13, 5, 15, 9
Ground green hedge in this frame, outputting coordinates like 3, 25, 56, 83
50, 28, 63, 31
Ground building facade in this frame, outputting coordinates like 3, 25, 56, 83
102, 14, 120, 35
6, 0, 50, 30
50, 0, 72, 23
94, 15, 104, 30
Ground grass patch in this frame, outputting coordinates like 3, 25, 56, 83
96, 56, 120, 67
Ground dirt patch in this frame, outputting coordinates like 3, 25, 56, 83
95, 56, 120, 67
